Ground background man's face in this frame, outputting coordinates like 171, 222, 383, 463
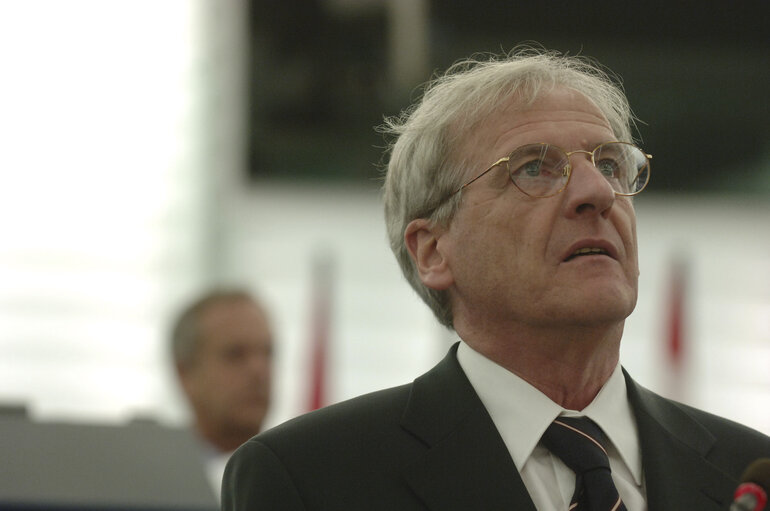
182, 298, 273, 443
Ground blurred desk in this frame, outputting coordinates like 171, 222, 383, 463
0, 415, 217, 511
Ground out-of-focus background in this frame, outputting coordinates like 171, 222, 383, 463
1, 0, 768, 438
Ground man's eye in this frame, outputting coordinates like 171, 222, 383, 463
519, 160, 542, 177
596, 159, 619, 177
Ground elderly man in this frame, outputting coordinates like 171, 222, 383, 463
222, 50, 770, 510
171, 289, 273, 498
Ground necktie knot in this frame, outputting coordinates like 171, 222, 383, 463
541, 416, 627, 511
542, 417, 611, 474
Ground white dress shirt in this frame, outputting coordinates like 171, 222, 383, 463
456, 341, 647, 511
196, 436, 232, 501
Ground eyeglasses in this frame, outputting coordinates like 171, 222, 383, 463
450, 141, 651, 199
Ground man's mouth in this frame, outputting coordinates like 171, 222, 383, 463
565, 247, 609, 262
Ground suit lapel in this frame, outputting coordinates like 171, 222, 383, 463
625, 371, 737, 510
401, 344, 536, 511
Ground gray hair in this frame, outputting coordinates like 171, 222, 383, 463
170, 288, 259, 367
381, 48, 637, 328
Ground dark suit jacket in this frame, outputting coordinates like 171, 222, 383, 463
222, 343, 770, 510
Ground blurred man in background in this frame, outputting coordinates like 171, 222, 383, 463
171, 289, 273, 498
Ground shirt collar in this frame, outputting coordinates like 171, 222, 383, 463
456, 341, 642, 485
582, 362, 642, 485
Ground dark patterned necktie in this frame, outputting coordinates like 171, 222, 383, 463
540, 416, 628, 511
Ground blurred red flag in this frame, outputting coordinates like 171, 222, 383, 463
663, 253, 689, 401
308, 252, 333, 411
666, 255, 687, 368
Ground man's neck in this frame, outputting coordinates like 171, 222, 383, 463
457, 321, 623, 411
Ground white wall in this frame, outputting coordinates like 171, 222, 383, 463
625, 194, 770, 432
0, 0, 215, 423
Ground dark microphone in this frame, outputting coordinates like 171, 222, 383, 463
731, 459, 770, 511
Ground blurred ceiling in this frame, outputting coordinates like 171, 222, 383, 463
247, 0, 770, 193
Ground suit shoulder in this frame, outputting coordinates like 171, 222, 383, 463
254, 382, 416, 453
673, 399, 770, 446
632, 378, 770, 451
222, 440, 305, 510
224, 383, 425, 508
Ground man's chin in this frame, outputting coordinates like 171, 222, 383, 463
545, 292, 636, 327
232, 411, 267, 433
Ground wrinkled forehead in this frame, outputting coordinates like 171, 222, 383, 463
449, 87, 612, 171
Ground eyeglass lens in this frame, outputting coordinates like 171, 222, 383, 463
507, 143, 649, 197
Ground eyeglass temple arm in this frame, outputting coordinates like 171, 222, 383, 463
451, 157, 510, 195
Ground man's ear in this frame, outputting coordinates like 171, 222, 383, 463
404, 218, 453, 290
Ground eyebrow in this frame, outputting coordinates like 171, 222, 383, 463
511, 144, 550, 156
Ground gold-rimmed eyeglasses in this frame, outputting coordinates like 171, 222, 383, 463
449, 141, 651, 200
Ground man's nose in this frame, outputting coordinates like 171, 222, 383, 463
562, 153, 616, 217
